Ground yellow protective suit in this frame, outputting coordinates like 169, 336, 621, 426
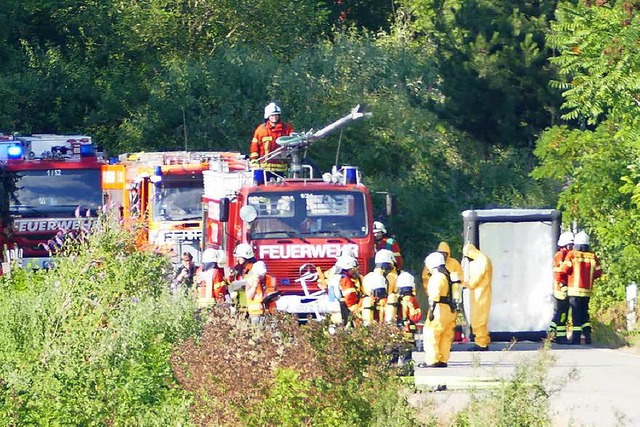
422, 241, 463, 297
424, 269, 457, 365
463, 243, 493, 348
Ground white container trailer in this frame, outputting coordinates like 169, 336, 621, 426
462, 208, 561, 341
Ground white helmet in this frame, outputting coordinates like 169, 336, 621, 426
424, 252, 445, 271
338, 246, 356, 258
252, 261, 267, 276
233, 243, 255, 259
396, 271, 415, 289
557, 231, 574, 247
574, 231, 590, 246
335, 255, 358, 271
216, 250, 228, 267
201, 248, 220, 263
263, 102, 282, 119
373, 221, 386, 234
375, 249, 395, 265
363, 272, 387, 291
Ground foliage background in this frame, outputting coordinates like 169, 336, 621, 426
0, 222, 432, 426
2, 2, 639, 422
1, 0, 638, 311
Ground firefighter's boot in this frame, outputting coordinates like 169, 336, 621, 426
571, 332, 582, 345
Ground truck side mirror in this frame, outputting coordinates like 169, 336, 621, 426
220, 197, 230, 222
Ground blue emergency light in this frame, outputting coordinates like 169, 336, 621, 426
7, 144, 23, 159
343, 166, 358, 184
150, 165, 163, 184
253, 169, 265, 186
80, 143, 95, 157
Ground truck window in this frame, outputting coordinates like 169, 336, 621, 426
247, 190, 367, 239
152, 182, 203, 221
10, 168, 102, 212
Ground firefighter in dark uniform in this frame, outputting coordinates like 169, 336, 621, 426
549, 231, 574, 344
561, 231, 602, 345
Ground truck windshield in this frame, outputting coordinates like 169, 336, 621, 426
10, 168, 102, 212
152, 180, 203, 221
247, 190, 368, 239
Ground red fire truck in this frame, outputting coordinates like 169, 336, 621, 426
0, 134, 105, 272
101, 151, 247, 263
202, 106, 377, 317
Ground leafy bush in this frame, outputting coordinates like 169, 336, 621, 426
0, 216, 198, 425
452, 351, 558, 427
172, 309, 423, 427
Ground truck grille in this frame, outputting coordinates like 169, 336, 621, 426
267, 256, 367, 295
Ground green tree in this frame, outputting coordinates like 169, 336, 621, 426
533, 1, 640, 310
548, 0, 640, 127
399, 0, 562, 146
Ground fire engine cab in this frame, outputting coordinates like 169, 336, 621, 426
102, 151, 247, 262
0, 134, 105, 271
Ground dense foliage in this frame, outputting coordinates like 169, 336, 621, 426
532, 0, 640, 312
0, 221, 428, 426
0, 217, 197, 425
1, 0, 638, 309
0, 0, 560, 273
172, 309, 423, 427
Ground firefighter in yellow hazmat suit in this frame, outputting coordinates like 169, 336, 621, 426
462, 243, 493, 351
418, 252, 457, 368
362, 272, 386, 325
421, 241, 463, 296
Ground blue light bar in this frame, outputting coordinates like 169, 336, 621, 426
80, 143, 95, 157
253, 169, 265, 186
344, 166, 358, 184
7, 144, 23, 159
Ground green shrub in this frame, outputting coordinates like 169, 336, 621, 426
0, 216, 198, 426
172, 309, 424, 427
452, 351, 557, 427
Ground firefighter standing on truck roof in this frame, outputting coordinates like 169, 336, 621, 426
561, 230, 602, 345
249, 102, 294, 173
548, 231, 574, 344
373, 221, 403, 270
196, 248, 229, 308
419, 252, 456, 368
462, 243, 493, 352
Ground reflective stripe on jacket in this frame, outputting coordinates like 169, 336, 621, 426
553, 247, 570, 299
249, 122, 294, 160
246, 272, 265, 316
339, 273, 361, 311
